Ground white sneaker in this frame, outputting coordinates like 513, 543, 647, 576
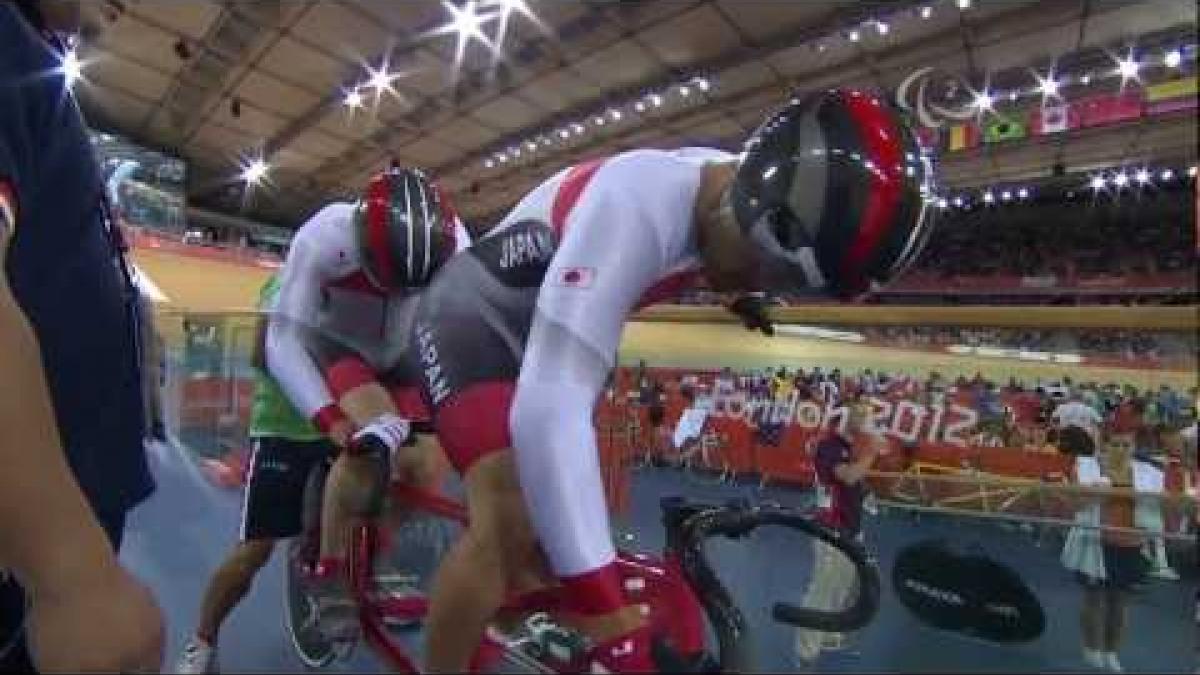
1104, 652, 1123, 672
176, 637, 217, 674
1082, 649, 1107, 670
1150, 566, 1180, 581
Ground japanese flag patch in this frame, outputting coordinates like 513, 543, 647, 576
554, 266, 596, 288
0, 179, 15, 239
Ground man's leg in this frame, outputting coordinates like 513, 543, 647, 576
424, 451, 549, 673
317, 378, 401, 569
510, 319, 654, 671
193, 540, 275, 645
180, 437, 327, 671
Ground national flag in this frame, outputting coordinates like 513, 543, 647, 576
983, 116, 1027, 143
1144, 76, 1197, 115
554, 266, 596, 288
1078, 92, 1143, 128
914, 126, 941, 153
946, 123, 980, 151
0, 179, 16, 239
1028, 103, 1080, 134
1146, 76, 1198, 102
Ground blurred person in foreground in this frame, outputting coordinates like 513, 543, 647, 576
0, 0, 163, 670
794, 400, 885, 665
1062, 431, 1148, 672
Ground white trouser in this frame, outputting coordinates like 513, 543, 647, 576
794, 537, 862, 661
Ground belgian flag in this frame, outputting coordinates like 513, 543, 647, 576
946, 123, 980, 152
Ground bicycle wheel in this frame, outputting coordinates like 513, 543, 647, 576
283, 537, 337, 670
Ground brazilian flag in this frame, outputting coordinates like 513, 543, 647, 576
983, 116, 1027, 144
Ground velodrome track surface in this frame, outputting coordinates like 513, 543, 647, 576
136, 247, 1194, 391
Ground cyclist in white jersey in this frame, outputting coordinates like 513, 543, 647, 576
267, 166, 467, 640
412, 89, 937, 672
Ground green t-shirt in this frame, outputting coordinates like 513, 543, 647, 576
249, 275, 323, 440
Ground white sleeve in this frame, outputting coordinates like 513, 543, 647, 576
266, 231, 334, 419
533, 175, 670, 362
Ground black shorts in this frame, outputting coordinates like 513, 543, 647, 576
410, 219, 554, 474
241, 436, 335, 541
1075, 544, 1150, 591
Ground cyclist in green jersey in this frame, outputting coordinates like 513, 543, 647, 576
176, 274, 339, 674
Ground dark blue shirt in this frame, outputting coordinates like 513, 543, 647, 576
0, 4, 153, 519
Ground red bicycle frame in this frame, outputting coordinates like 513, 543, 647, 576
346, 481, 708, 674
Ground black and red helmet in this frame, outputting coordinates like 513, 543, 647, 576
731, 88, 937, 299
354, 166, 459, 290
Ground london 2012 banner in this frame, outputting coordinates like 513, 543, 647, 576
706, 390, 981, 448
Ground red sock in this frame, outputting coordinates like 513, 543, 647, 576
561, 563, 626, 616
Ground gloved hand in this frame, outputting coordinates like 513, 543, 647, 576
727, 294, 775, 337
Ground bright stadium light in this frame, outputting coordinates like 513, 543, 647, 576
484, 159, 494, 168
695, 77, 711, 92
1090, 175, 1106, 190
1018, 187, 1030, 199
982, 190, 995, 203
1189, 165, 1198, 178
609, 108, 622, 121
1159, 168, 1174, 181
649, 93, 664, 107
572, 122, 585, 135
1115, 52, 1140, 85
957, 0, 972, 10
240, 159, 268, 184
634, 101, 647, 112
61, 47, 83, 87
1035, 71, 1060, 97
1113, 171, 1129, 188
972, 89, 994, 112
343, 88, 364, 108
875, 21, 889, 36
936, 197, 948, 209
1164, 49, 1182, 68
1135, 168, 1151, 184
953, 196, 965, 207
559, 128, 571, 139
848, 29, 860, 43
920, 5, 934, 19
1001, 190, 1013, 201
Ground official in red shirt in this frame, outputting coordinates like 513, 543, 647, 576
795, 401, 884, 663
